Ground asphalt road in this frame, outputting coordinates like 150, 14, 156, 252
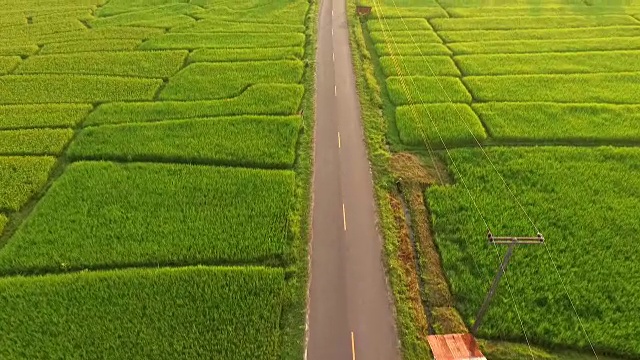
306, 0, 401, 358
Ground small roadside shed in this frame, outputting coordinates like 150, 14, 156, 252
427, 334, 486, 360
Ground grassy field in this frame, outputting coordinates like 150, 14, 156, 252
0, 0, 314, 358
358, 0, 640, 358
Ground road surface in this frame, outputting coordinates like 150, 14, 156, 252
306, 0, 401, 358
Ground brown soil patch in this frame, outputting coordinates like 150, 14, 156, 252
391, 153, 437, 187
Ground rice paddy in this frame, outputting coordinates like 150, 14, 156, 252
360, 0, 640, 357
0, 0, 312, 357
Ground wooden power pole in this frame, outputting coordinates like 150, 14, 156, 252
471, 231, 544, 335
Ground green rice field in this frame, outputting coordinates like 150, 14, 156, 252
361, 0, 640, 357
0, 0, 313, 358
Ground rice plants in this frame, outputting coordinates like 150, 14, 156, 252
89, 3, 202, 28
395, 104, 486, 147
379, 56, 461, 77
193, 0, 309, 25
0, 75, 162, 104
140, 33, 305, 50
140, 33, 306, 50
0, 45, 39, 57
464, 73, 640, 103
85, 84, 304, 125
189, 47, 304, 62
160, 60, 304, 100
15, 51, 188, 78
431, 14, 639, 31
0, 56, 20, 75
0, 266, 285, 360
0, 129, 74, 155
0, 156, 56, 212
33, 27, 165, 44
171, 19, 306, 33
386, 76, 472, 105
440, 26, 640, 43
96, 0, 189, 16
456, 51, 640, 75
449, 37, 640, 55
1, 19, 86, 39
0, 104, 92, 130
367, 18, 433, 31
0, 214, 6, 233
374, 43, 452, 56
446, 5, 639, 17
40, 39, 143, 54
474, 102, 640, 143
369, 30, 442, 44
371, 6, 449, 19
68, 116, 301, 168
0, 162, 295, 274
427, 146, 640, 356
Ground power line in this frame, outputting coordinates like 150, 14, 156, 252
369, 2, 537, 357
380, 1, 600, 358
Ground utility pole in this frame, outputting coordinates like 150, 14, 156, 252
471, 231, 544, 335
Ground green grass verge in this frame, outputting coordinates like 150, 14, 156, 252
0, 162, 295, 274
40, 39, 143, 54
387, 76, 472, 105
440, 26, 640, 43
455, 51, 640, 75
15, 51, 188, 78
474, 102, 640, 143
464, 73, 640, 103
171, 19, 306, 33
0, 104, 92, 130
427, 146, 640, 357
449, 37, 640, 54
0, 75, 162, 104
85, 84, 303, 125
0, 129, 73, 155
380, 56, 461, 77
69, 116, 301, 168
395, 104, 486, 147
0, 266, 285, 360
0, 156, 56, 212
374, 42, 452, 56
0, 45, 39, 56
140, 32, 306, 50
0, 56, 20, 75
431, 14, 639, 31
367, 18, 433, 31
189, 47, 304, 62
160, 60, 304, 100
369, 30, 443, 44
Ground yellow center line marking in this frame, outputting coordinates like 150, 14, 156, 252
333, 52, 335, 62
334, 85, 337, 96
331, 28, 334, 36
342, 203, 347, 231
351, 331, 356, 360
338, 132, 341, 148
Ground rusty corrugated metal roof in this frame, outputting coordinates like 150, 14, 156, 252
427, 334, 486, 360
